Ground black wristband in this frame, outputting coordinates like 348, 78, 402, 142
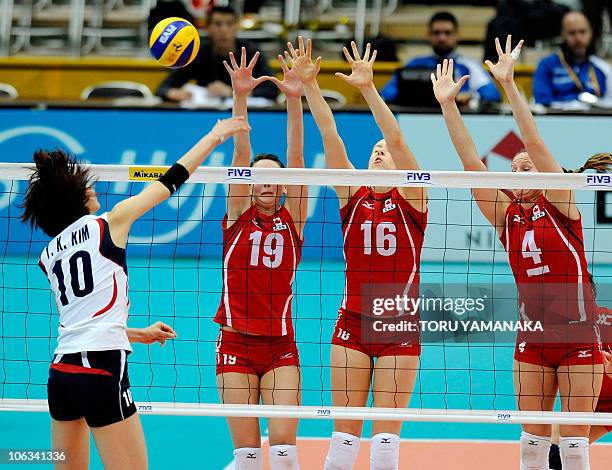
158, 163, 189, 194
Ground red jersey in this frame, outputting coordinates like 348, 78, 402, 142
214, 205, 302, 337
500, 195, 596, 328
340, 186, 427, 315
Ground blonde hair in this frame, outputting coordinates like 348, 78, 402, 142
563, 153, 612, 173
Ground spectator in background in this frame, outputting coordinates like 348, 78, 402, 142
155, 5, 277, 102
533, 11, 612, 107
380, 12, 501, 106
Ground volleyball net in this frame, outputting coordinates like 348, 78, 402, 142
1, 163, 611, 426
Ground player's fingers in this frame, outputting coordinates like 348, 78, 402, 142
484, 60, 494, 72
277, 55, 289, 74
229, 52, 239, 70
314, 56, 322, 74
448, 58, 454, 76
369, 49, 377, 64
240, 47, 247, 67
287, 41, 298, 60
495, 37, 503, 56
457, 75, 470, 88
364, 43, 371, 62
442, 59, 448, 76
247, 51, 260, 70
335, 72, 350, 83
430, 72, 436, 85
436, 62, 442, 79
306, 38, 313, 57
351, 41, 360, 60
298, 36, 305, 55
342, 47, 353, 64
252, 76, 269, 87
223, 61, 233, 75
505, 35, 512, 54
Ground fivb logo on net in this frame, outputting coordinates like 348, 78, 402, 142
405, 171, 433, 185
586, 174, 612, 187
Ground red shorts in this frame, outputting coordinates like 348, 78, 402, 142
215, 329, 300, 377
514, 341, 604, 368
331, 308, 420, 358
596, 371, 612, 432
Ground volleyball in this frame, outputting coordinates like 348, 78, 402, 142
149, 17, 200, 68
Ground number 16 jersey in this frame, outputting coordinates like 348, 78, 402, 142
39, 213, 131, 355
341, 187, 427, 315
214, 205, 302, 337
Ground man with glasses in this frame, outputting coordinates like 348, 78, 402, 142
381, 11, 501, 106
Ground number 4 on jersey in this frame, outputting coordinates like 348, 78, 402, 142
521, 230, 550, 276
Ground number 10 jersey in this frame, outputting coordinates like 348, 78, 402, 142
39, 213, 131, 354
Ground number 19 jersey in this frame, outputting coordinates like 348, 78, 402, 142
214, 205, 302, 337
39, 213, 131, 354
341, 187, 427, 315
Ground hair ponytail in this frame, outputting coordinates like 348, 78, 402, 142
563, 153, 612, 173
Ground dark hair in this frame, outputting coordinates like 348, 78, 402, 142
429, 11, 458, 30
250, 153, 285, 168
208, 5, 237, 20
20, 149, 93, 237
562, 153, 612, 174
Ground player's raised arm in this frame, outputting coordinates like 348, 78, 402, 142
265, 55, 308, 236
486, 36, 580, 218
336, 41, 426, 210
432, 58, 510, 231
223, 48, 269, 221
290, 36, 354, 205
107, 117, 248, 247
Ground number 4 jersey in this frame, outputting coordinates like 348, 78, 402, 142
341, 186, 427, 315
500, 195, 596, 326
215, 205, 303, 337
39, 213, 131, 354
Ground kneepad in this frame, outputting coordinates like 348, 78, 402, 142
520, 432, 551, 470
559, 437, 590, 470
233, 447, 262, 470
324, 432, 360, 470
370, 433, 400, 470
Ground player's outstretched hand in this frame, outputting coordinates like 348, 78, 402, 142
431, 58, 470, 105
223, 47, 269, 95
140, 322, 177, 346
287, 36, 322, 84
484, 35, 524, 86
210, 116, 250, 142
335, 41, 377, 90
264, 54, 303, 98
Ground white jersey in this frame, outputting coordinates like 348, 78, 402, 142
39, 213, 131, 354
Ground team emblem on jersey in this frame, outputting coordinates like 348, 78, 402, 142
531, 205, 546, 222
382, 198, 397, 213
273, 217, 287, 231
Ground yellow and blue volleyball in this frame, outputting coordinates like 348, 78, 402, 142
149, 17, 200, 68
